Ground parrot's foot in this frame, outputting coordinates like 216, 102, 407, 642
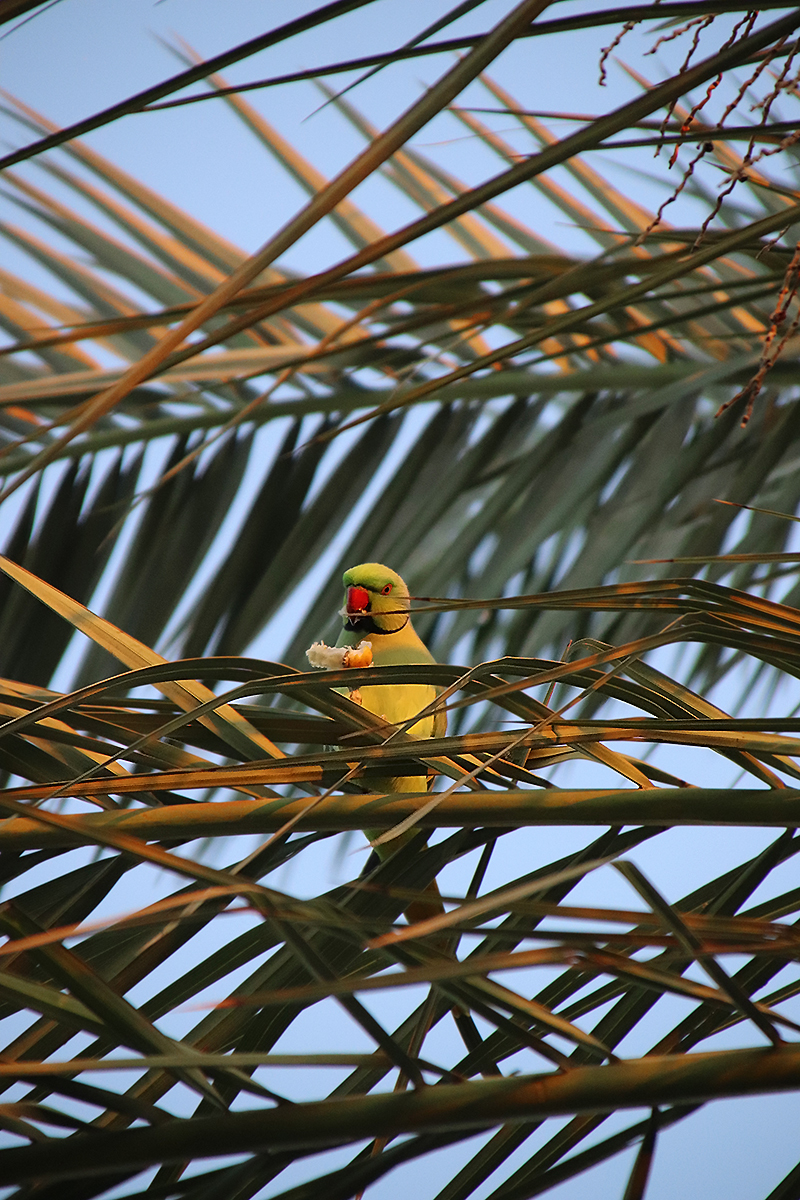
305, 640, 373, 669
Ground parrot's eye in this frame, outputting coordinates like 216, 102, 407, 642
381, 584, 392, 594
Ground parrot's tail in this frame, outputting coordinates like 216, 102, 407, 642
400, 877, 447, 929
365, 773, 448, 943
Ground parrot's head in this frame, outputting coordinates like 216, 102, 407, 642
341, 563, 410, 636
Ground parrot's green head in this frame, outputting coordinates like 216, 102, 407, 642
341, 563, 410, 636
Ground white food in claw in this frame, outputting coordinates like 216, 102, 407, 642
305, 640, 373, 669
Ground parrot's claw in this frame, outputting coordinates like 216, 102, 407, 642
306, 640, 373, 670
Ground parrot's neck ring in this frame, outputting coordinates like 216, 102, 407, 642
344, 613, 409, 636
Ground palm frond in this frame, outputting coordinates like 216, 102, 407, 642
3, 4, 800, 1195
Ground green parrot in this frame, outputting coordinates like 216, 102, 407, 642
336, 561, 446, 760
334, 562, 446, 920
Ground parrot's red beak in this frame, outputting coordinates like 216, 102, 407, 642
346, 585, 370, 615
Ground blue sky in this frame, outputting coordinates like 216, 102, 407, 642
3, 0, 718, 273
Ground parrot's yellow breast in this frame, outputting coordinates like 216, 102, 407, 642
357, 681, 438, 738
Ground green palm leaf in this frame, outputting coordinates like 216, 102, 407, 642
4, 4, 800, 1195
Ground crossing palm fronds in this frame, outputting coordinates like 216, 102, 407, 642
3, 3, 800, 1196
